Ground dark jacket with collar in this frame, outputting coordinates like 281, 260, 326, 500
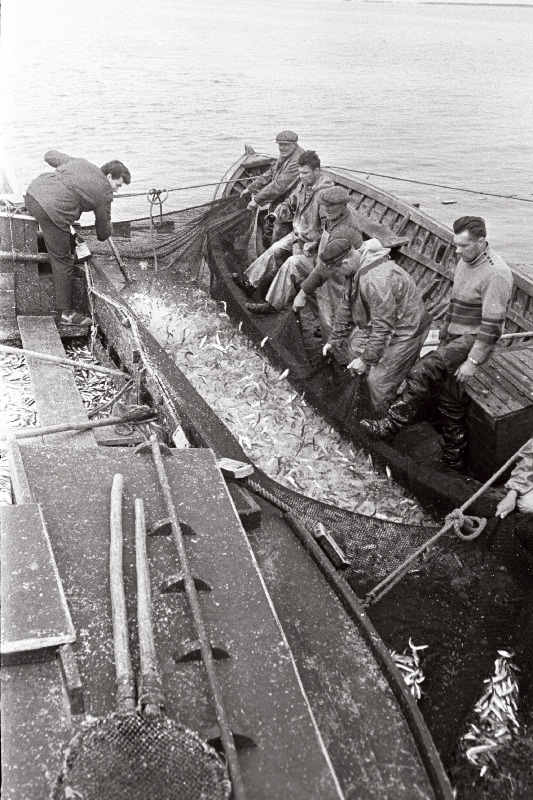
300, 206, 363, 295
26, 150, 114, 241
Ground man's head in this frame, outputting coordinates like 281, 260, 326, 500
298, 150, 321, 187
275, 130, 299, 158
101, 160, 131, 193
453, 216, 487, 263
322, 238, 355, 275
320, 186, 350, 221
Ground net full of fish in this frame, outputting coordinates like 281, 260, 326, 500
461, 650, 520, 778
390, 639, 428, 702
127, 285, 435, 528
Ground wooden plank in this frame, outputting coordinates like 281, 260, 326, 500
0, 503, 76, 662
19, 444, 346, 799
490, 352, 533, 404
1, 660, 74, 800
507, 306, 533, 332
17, 315, 97, 446
505, 349, 533, 383
350, 206, 410, 249
466, 369, 517, 416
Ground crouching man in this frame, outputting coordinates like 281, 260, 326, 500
324, 238, 432, 416
360, 216, 513, 470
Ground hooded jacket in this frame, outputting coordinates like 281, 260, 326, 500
329, 239, 431, 365
247, 145, 305, 206
275, 172, 334, 245
26, 150, 114, 241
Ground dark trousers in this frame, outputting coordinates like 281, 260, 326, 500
389, 334, 476, 462
24, 194, 74, 311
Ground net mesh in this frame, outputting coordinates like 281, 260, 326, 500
52, 712, 231, 800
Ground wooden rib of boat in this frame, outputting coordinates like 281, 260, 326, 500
0, 209, 454, 799
207, 150, 533, 517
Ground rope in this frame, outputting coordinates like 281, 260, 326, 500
363, 447, 524, 607
115, 176, 257, 200
324, 166, 533, 204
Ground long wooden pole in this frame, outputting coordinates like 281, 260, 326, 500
3, 410, 156, 441
110, 474, 136, 712
0, 250, 49, 263
0, 343, 127, 379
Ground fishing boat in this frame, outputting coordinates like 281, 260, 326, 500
206, 149, 533, 518
0, 200, 456, 798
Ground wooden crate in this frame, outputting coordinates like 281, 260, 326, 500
466, 343, 533, 480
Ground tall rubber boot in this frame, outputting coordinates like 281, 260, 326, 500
361, 351, 448, 440
438, 380, 468, 469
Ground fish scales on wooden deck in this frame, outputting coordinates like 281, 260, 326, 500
7, 444, 346, 800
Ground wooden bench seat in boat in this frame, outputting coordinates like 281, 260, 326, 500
466, 343, 533, 480
0, 503, 76, 665
349, 207, 410, 250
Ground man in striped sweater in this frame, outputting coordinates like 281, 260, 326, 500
360, 216, 513, 469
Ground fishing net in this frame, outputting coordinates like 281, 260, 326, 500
84, 195, 250, 277
52, 709, 230, 800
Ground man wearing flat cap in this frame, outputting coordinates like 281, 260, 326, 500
243, 150, 334, 309
257, 186, 362, 319
241, 130, 304, 244
361, 216, 513, 470
291, 185, 363, 331
324, 238, 432, 416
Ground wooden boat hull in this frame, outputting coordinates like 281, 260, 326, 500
0, 213, 454, 798
206, 153, 533, 516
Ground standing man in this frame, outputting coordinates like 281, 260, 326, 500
360, 216, 513, 469
323, 238, 431, 416
25, 150, 131, 326
243, 151, 333, 311
241, 130, 304, 244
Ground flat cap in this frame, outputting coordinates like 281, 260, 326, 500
275, 130, 298, 143
321, 238, 352, 264
320, 186, 350, 205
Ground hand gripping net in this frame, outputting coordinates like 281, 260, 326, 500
52, 711, 231, 800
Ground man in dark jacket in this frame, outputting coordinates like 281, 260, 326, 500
241, 130, 304, 243
25, 150, 131, 325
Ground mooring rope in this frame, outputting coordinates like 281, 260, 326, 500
363, 447, 525, 608
324, 166, 533, 204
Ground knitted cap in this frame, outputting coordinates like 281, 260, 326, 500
320, 186, 350, 206
275, 130, 298, 143
321, 238, 352, 264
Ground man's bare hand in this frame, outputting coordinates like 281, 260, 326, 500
292, 290, 307, 311
247, 198, 258, 210
240, 187, 250, 197
496, 490, 518, 519
455, 359, 477, 383
323, 342, 332, 356
347, 356, 369, 375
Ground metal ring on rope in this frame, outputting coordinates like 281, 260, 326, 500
445, 510, 487, 541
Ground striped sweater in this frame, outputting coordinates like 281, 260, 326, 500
441, 245, 513, 364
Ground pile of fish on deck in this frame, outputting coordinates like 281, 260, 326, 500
0, 345, 117, 505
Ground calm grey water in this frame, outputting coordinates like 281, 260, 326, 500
2, 0, 532, 262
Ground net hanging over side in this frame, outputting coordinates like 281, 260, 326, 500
84, 195, 252, 276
